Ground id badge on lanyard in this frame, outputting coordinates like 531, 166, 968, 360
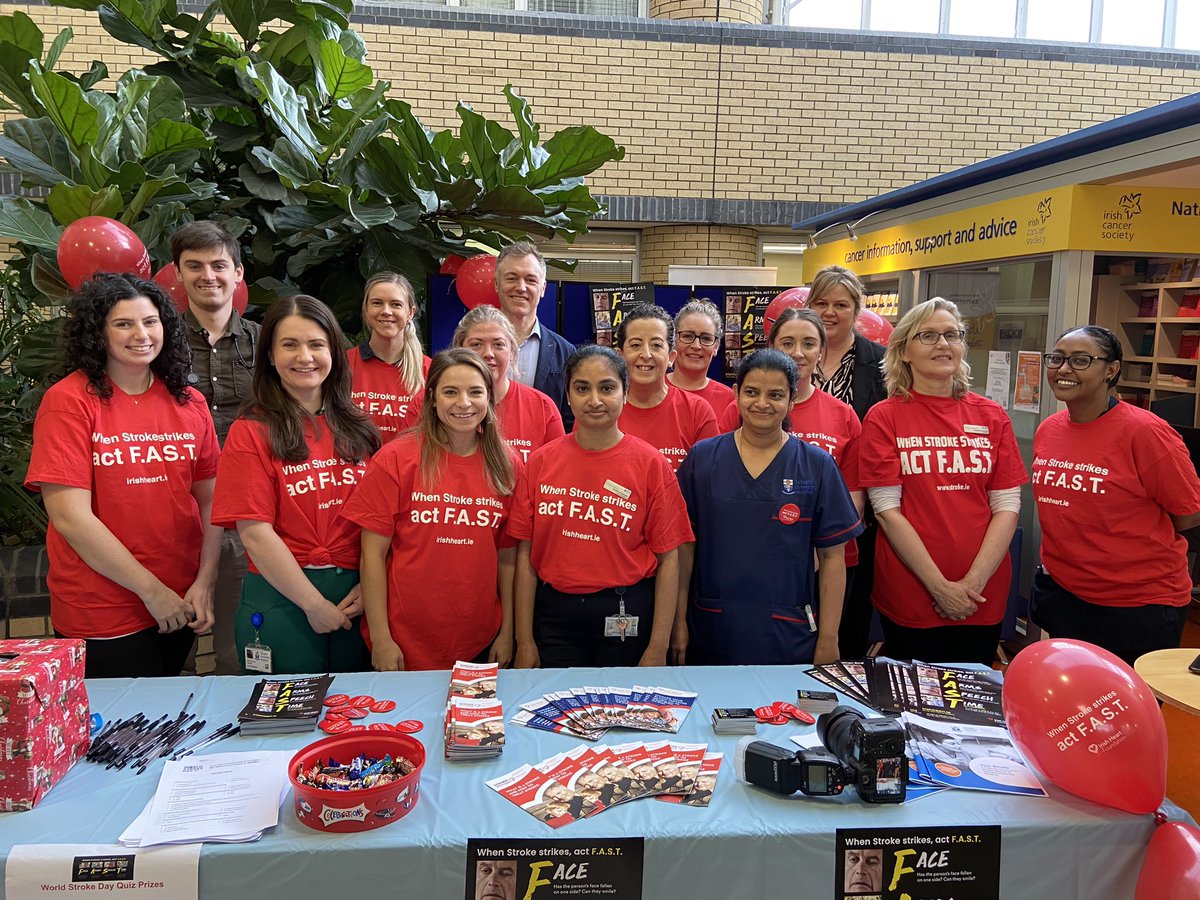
244, 611, 273, 673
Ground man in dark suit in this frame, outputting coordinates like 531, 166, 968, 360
495, 242, 575, 430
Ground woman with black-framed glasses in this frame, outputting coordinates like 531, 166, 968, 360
1030, 325, 1200, 665
856, 298, 1027, 664
667, 300, 735, 415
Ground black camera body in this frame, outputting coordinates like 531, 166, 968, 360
817, 705, 907, 804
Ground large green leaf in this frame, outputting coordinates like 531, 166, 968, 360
384, 99, 446, 182
0, 11, 42, 60
13, 316, 65, 379
97, 5, 160, 55
328, 110, 389, 181
431, 178, 481, 213
239, 162, 288, 201
526, 126, 625, 191
476, 184, 546, 216
28, 68, 99, 156
348, 192, 395, 228
0, 197, 62, 251
0, 118, 74, 187
321, 81, 387, 167
315, 39, 371, 103
44, 27, 73, 70
143, 61, 241, 108
261, 23, 313, 72
457, 102, 502, 185
236, 60, 321, 164
30, 254, 71, 302
146, 119, 210, 157
251, 137, 321, 187
72, 60, 108, 91
0, 49, 41, 117
220, 0, 270, 44
46, 184, 123, 224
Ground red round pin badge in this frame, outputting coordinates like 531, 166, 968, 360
393, 720, 423, 734
323, 694, 350, 707
335, 706, 369, 720
777, 503, 800, 526
349, 695, 375, 708
319, 717, 351, 734
370, 699, 397, 714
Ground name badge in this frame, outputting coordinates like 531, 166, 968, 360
964, 424, 989, 434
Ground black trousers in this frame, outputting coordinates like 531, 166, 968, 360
57, 626, 196, 679
1029, 566, 1188, 667
839, 521, 878, 657
879, 615, 1001, 666
534, 578, 655, 668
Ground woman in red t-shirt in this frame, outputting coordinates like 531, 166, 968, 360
1031, 325, 1200, 664
343, 348, 519, 671
451, 305, 565, 463
27, 273, 222, 678
347, 273, 430, 442
617, 305, 719, 471
858, 298, 1027, 665
667, 300, 734, 415
510, 345, 694, 669
213, 295, 380, 674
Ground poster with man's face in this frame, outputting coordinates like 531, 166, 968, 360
834, 827, 1000, 899
465, 838, 644, 900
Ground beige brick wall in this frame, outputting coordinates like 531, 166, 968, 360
640, 224, 759, 283
649, 0, 764, 25
7, 7, 1200, 214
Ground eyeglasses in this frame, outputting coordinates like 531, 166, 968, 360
912, 330, 965, 345
1042, 353, 1112, 371
677, 331, 718, 348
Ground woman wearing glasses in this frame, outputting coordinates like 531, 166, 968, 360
857, 298, 1027, 664
1030, 325, 1200, 665
667, 300, 735, 415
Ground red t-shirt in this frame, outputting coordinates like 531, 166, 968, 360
341, 433, 520, 669
858, 392, 1028, 628
719, 388, 862, 564
508, 434, 694, 593
212, 417, 369, 572
26, 371, 220, 638
347, 345, 430, 442
497, 380, 566, 463
619, 387, 719, 471
1034, 402, 1200, 608
675, 378, 735, 416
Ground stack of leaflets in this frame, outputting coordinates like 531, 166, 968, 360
710, 707, 758, 735
487, 741, 722, 828
237, 675, 333, 735
803, 658, 1047, 798
510, 685, 697, 741
444, 661, 504, 760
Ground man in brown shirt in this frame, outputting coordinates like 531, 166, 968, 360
174, 221, 258, 674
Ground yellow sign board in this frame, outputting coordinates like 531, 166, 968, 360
802, 185, 1200, 281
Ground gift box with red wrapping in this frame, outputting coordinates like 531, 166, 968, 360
0, 639, 90, 810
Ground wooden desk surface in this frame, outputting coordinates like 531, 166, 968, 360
1134, 648, 1200, 715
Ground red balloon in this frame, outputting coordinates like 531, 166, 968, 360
153, 264, 189, 313
1136, 822, 1200, 900
154, 265, 249, 315
455, 254, 499, 309
58, 216, 151, 289
762, 287, 809, 339
856, 308, 894, 345
439, 254, 467, 275
1002, 639, 1167, 814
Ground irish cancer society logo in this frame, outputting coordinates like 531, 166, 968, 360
1036, 196, 1052, 224
321, 803, 369, 826
1119, 192, 1143, 219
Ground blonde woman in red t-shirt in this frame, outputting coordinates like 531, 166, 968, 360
451, 305, 565, 463
345, 348, 519, 671
347, 273, 430, 442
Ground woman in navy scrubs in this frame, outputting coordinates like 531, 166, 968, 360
674, 349, 863, 665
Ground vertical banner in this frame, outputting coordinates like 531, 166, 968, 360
1013, 351, 1042, 413
834, 826, 1000, 899
721, 288, 784, 382
590, 284, 655, 346
466, 838, 644, 899
985, 351, 1011, 409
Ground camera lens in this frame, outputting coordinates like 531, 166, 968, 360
816, 705, 864, 762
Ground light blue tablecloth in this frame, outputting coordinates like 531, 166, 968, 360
0, 665, 1180, 899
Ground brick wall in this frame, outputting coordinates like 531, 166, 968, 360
640, 224, 759, 283
8, 5, 1200, 220
649, 0, 765, 25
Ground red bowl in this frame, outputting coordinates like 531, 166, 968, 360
288, 732, 426, 833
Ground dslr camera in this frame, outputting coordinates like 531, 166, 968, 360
735, 705, 907, 804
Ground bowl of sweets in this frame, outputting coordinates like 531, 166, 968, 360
289, 731, 426, 832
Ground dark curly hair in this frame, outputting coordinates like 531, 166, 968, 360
59, 272, 193, 404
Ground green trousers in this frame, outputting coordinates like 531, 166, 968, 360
235, 569, 369, 675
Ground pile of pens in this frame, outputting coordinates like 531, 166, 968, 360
86, 693, 240, 774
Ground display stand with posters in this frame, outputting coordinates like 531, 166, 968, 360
0, 666, 1183, 900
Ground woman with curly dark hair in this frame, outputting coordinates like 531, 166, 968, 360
212, 295, 381, 674
26, 272, 223, 678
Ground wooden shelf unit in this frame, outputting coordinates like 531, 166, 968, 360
1094, 275, 1200, 421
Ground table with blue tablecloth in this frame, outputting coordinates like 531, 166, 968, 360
0, 665, 1181, 899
